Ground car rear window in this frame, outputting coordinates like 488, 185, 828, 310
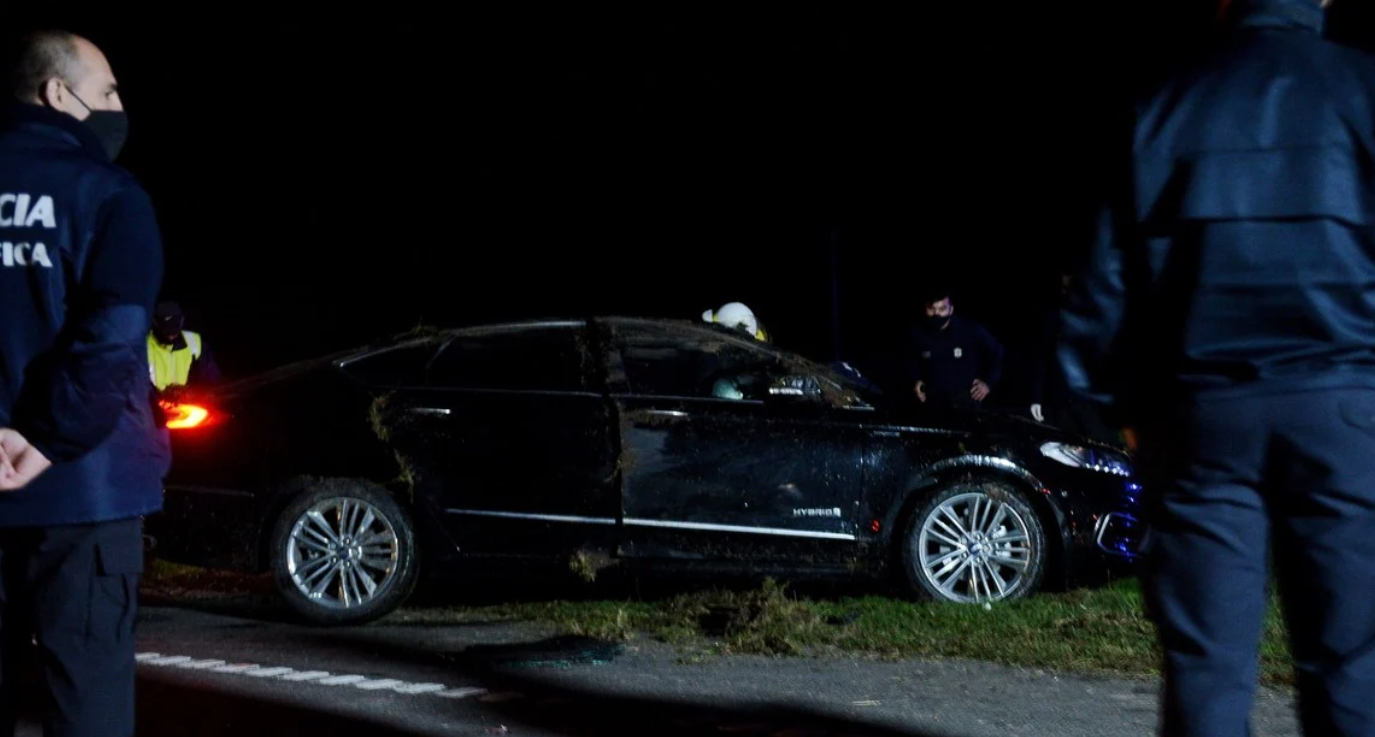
427, 326, 588, 393
338, 341, 440, 387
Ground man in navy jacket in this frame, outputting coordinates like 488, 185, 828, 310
901, 286, 1004, 410
1058, 0, 1375, 734
0, 29, 167, 736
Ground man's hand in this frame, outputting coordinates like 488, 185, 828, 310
0, 429, 52, 491
914, 381, 927, 402
1031, 403, 1044, 422
971, 379, 991, 402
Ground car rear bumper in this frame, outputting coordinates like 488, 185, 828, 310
143, 486, 265, 573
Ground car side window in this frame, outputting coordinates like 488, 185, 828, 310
616, 326, 784, 400
427, 326, 589, 392
339, 340, 441, 387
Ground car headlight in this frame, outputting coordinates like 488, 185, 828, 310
1039, 441, 1134, 477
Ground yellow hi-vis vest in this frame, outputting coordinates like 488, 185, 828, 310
148, 330, 202, 391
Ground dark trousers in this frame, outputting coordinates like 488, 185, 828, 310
1139, 389, 1375, 736
0, 519, 143, 737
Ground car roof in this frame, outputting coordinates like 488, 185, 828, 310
340, 316, 793, 370
381, 316, 760, 343
215, 317, 787, 395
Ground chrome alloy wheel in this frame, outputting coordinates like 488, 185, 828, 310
286, 497, 400, 609
915, 491, 1034, 604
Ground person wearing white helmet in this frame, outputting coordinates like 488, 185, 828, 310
702, 302, 771, 343
700, 302, 772, 399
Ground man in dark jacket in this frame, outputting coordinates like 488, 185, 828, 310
902, 286, 1004, 410
1058, 1, 1373, 734
0, 29, 167, 735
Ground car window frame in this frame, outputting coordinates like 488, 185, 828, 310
603, 319, 877, 409
606, 322, 796, 403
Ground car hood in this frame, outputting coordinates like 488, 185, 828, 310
851, 401, 1115, 450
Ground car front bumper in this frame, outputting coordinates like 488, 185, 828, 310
1040, 468, 1148, 585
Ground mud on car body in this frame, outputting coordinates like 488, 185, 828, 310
144, 317, 1144, 625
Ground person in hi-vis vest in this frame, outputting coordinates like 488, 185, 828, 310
148, 301, 221, 390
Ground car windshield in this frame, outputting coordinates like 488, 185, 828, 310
780, 352, 882, 409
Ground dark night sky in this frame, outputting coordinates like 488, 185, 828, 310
7, 2, 1374, 386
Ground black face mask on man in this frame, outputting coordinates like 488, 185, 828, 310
66, 86, 129, 161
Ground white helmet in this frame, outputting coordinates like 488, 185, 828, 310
703, 302, 759, 339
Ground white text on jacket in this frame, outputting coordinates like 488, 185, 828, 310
0, 194, 56, 229
0, 243, 53, 268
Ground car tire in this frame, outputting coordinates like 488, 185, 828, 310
900, 478, 1047, 604
268, 478, 419, 626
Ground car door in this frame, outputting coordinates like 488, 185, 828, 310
603, 319, 865, 565
383, 322, 620, 559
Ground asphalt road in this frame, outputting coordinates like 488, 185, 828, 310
103, 601, 1304, 737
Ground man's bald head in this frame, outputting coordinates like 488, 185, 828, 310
6, 29, 121, 118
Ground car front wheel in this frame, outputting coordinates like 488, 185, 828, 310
901, 479, 1047, 604
268, 479, 419, 625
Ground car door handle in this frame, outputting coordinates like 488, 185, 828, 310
406, 407, 452, 416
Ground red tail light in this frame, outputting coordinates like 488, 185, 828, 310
160, 401, 210, 429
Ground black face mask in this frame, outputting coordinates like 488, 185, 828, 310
68, 88, 129, 160
923, 314, 950, 331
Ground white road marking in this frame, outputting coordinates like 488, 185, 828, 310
354, 679, 406, 690
178, 659, 227, 670
145, 655, 193, 666
280, 671, 331, 682
436, 687, 489, 699
317, 675, 367, 686
210, 664, 259, 673
243, 667, 295, 678
135, 651, 489, 699
394, 683, 447, 695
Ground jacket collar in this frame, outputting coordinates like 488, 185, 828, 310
1, 102, 111, 161
911, 313, 960, 335
1225, 0, 1326, 34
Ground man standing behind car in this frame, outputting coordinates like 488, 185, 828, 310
1058, 0, 1375, 734
902, 285, 1004, 409
0, 29, 168, 736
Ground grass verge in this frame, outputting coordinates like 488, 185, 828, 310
427, 578, 1294, 687
143, 560, 1295, 687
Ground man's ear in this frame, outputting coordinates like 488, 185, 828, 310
37, 77, 64, 107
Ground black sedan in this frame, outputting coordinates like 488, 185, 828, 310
146, 317, 1145, 625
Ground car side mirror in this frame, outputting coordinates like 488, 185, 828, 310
766, 374, 824, 404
